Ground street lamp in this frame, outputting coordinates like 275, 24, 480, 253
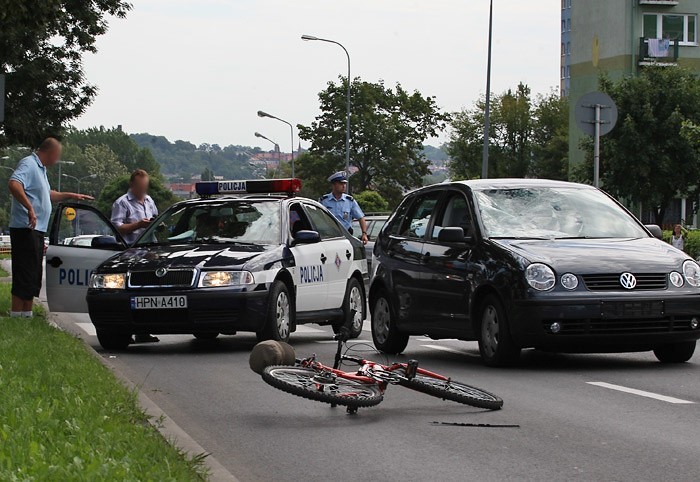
302, 34, 351, 184
257, 111, 295, 177
254, 132, 281, 178
57, 160, 75, 192
62, 173, 96, 194
481, 0, 494, 179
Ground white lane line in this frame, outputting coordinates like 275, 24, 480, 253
421, 344, 465, 355
76, 322, 96, 336
587, 382, 695, 404
295, 325, 325, 334
362, 324, 372, 332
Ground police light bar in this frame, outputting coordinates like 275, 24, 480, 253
195, 178, 302, 196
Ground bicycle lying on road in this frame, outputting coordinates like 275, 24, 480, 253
260, 330, 503, 414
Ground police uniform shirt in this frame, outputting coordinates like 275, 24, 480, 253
319, 193, 364, 230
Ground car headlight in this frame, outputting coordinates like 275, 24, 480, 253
560, 273, 579, 290
90, 273, 126, 289
198, 270, 255, 287
682, 260, 700, 287
669, 271, 684, 288
526, 263, 556, 291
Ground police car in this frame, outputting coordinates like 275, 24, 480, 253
44, 179, 368, 350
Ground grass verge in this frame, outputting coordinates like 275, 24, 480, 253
0, 283, 208, 480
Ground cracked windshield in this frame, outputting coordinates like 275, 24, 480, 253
474, 187, 648, 239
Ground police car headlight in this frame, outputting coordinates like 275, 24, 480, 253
526, 263, 556, 291
90, 273, 126, 289
198, 271, 255, 287
683, 260, 700, 287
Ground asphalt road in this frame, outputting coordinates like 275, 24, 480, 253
51, 311, 700, 482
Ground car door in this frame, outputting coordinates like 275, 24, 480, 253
383, 190, 442, 328
45, 203, 126, 313
302, 202, 354, 310
421, 190, 476, 336
288, 202, 328, 312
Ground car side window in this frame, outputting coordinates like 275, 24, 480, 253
431, 192, 474, 241
54, 205, 121, 248
289, 203, 313, 236
384, 199, 413, 236
398, 192, 442, 239
304, 204, 345, 239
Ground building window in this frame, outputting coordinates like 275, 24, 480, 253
561, 66, 566, 79
643, 13, 698, 45
562, 19, 566, 33
567, 18, 571, 31
567, 41, 571, 54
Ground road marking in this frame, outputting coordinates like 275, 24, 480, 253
294, 325, 325, 334
76, 322, 96, 336
421, 344, 465, 355
362, 324, 372, 332
587, 382, 695, 404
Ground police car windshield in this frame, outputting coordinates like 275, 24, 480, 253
135, 200, 281, 246
473, 187, 649, 239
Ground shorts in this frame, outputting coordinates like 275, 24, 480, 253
10, 228, 45, 301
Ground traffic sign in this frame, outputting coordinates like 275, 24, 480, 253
65, 207, 76, 221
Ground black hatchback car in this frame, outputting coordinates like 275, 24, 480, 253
369, 179, 700, 366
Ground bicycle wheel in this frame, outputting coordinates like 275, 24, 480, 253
262, 366, 384, 408
400, 374, 503, 410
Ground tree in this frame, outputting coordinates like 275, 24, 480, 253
446, 83, 568, 181
298, 77, 450, 206
0, 1, 131, 146
97, 175, 180, 218
353, 191, 389, 213
293, 152, 338, 201
574, 68, 700, 225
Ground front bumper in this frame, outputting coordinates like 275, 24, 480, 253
87, 287, 268, 335
509, 291, 700, 351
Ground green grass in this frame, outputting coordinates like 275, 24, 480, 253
0, 254, 11, 260
0, 284, 207, 481
0, 266, 7, 278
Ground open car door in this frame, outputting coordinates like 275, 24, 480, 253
45, 203, 127, 313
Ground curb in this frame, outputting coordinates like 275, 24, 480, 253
2, 259, 238, 481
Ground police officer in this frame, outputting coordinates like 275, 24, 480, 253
319, 171, 368, 245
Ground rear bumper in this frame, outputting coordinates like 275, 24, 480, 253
509, 294, 700, 351
87, 287, 268, 335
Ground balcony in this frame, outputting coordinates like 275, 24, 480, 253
639, 0, 679, 5
639, 37, 679, 66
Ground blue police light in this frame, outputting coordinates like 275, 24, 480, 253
195, 178, 302, 196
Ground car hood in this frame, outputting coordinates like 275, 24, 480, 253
491, 237, 689, 273
99, 243, 276, 272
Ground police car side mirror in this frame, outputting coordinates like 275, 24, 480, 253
645, 224, 663, 240
91, 235, 125, 250
437, 227, 468, 244
293, 230, 322, 245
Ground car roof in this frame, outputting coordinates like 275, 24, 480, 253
170, 195, 323, 209
453, 178, 595, 191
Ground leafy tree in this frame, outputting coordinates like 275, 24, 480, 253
353, 191, 389, 213
293, 152, 337, 201
530, 92, 569, 180
96, 175, 180, 218
201, 168, 214, 181
573, 68, 700, 225
298, 77, 450, 206
0, 1, 131, 146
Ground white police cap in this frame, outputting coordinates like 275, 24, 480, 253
328, 171, 348, 183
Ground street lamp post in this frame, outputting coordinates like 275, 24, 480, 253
481, 0, 494, 179
301, 34, 351, 184
57, 160, 75, 192
257, 111, 295, 177
254, 132, 281, 178
62, 173, 96, 194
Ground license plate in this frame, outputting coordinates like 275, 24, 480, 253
601, 300, 663, 319
130, 295, 187, 310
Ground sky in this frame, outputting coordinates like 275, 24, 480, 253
73, 0, 561, 151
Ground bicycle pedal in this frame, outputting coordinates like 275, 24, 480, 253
346, 406, 358, 415
406, 359, 419, 379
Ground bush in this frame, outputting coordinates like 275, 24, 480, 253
353, 190, 389, 214
663, 229, 700, 259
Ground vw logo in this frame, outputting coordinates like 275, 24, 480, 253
155, 267, 168, 278
619, 272, 637, 290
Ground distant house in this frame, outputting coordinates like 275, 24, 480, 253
167, 182, 196, 199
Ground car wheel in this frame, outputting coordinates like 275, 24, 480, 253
477, 294, 520, 367
371, 289, 409, 354
653, 341, 696, 363
333, 278, 365, 339
96, 331, 131, 351
193, 332, 219, 340
258, 281, 292, 343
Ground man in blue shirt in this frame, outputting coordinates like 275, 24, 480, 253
111, 169, 158, 245
319, 171, 368, 245
7, 138, 92, 318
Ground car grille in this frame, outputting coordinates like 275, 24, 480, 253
581, 273, 667, 291
542, 317, 697, 335
129, 269, 195, 288
131, 309, 190, 324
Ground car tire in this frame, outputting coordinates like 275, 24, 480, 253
257, 280, 292, 343
477, 294, 521, 367
193, 332, 219, 340
371, 289, 409, 354
96, 331, 131, 351
333, 278, 365, 339
653, 341, 696, 363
